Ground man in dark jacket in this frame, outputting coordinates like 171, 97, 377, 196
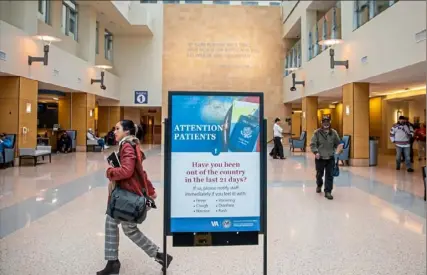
309, 117, 341, 200
57, 131, 72, 153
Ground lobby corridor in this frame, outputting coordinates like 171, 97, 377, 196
0, 145, 425, 275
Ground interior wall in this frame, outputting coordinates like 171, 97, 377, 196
369, 97, 383, 151
0, 21, 120, 101
98, 106, 110, 136
123, 107, 141, 125
302, 97, 318, 146
98, 106, 122, 137
71, 93, 88, 149
0, 77, 19, 135
291, 112, 302, 137
18, 77, 38, 150
87, 94, 96, 133
332, 103, 343, 137
114, 3, 164, 106
58, 93, 71, 130
283, 1, 426, 101
162, 4, 284, 142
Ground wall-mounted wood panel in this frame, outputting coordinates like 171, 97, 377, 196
58, 93, 71, 130
71, 93, 87, 147
98, 106, 110, 136
343, 83, 369, 164
87, 93, 96, 133
369, 97, 382, 151
0, 77, 19, 135
18, 77, 38, 149
110, 106, 121, 128
291, 112, 302, 137
302, 96, 318, 145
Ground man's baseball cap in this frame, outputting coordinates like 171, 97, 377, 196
321, 116, 331, 122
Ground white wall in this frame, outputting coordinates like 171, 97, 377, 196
112, 4, 163, 107
282, 1, 426, 102
0, 21, 120, 100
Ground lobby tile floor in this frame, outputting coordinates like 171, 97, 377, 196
0, 145, 425, 274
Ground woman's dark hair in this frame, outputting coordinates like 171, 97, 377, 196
275, 118, 281, 123
120, 120, 136, 136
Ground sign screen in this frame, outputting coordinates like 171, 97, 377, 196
169, 93, 262, 233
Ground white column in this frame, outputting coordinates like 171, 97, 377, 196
77, 7, 97, 64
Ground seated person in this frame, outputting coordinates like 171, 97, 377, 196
57, 131, 72, 153
0, 133, 13, 167
87, 129, 109, 150
105, 127, 116, 146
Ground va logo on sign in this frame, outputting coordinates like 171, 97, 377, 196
134, 91, 148, 104
211, 221, 220, 227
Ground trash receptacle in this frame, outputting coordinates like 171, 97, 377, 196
369, 137, 379, 166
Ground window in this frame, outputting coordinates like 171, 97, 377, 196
163, 0, 180, 3
269, 2, 281, 6
62, 0, 78, 40
242, 1, 259, 6
104, 30, 113, 61
95, 22, 99, 54
185, 0, 202, 3
140, 0, 158, 3
354, 0, 398, 29
38, 0, 50, 24
213, 0, 230, 5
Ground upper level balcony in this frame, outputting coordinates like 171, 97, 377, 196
79, 1, 153, 36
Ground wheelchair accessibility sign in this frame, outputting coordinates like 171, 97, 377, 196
134, 91, 148, 104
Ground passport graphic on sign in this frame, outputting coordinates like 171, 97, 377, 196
227, 100, 260, 152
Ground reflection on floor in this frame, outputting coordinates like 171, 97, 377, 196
0, 145, 425, 274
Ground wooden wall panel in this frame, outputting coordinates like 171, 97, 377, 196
369, 97, 382, 151
87, 93, 96, 133
343, 83, 355, 157
110, 106, 121, 128
291, 112, 302, 137
18, 77, 38, 149
58, 93, 71, 130
162, 4, 283, 143
343, 83, 369, 165
71, 93, 87, 147
353, 83, 369, 159
0, 77, 19, 135
334, 103, 343, 137
302, 96, 318, 145
98, 106, 110, 136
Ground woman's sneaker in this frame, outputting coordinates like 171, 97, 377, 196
155, 252, 173, 271
96, 260, 121, 275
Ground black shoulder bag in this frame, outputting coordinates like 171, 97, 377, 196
106, 142, 156, 224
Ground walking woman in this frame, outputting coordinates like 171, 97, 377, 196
97, 120, 172, 275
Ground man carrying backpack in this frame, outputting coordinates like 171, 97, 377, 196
310, 117, 341, 200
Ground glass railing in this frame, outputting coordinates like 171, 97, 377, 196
308, 4, 341, 61
353, 0, 398, 30
284, 39, 301, 76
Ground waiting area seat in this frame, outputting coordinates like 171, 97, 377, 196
336, 135, 351, 166
66, 130, 77, 152
289, 131, 307, 152
0, 134, 16, 168
19, 146, 52, 166
87, 139, 102, 152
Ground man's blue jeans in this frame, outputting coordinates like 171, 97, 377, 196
396, 146, 411, 169
97, 139, 105, 149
